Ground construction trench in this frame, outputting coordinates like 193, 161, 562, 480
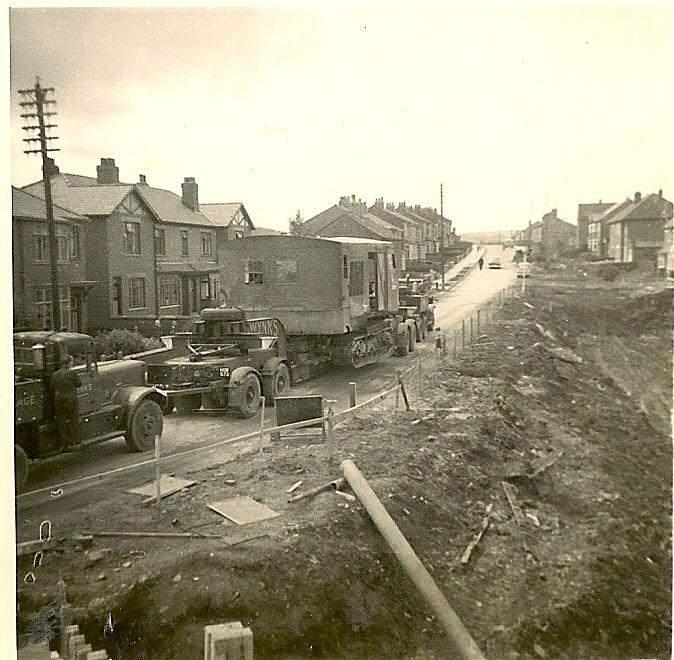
16, 268, 672, 659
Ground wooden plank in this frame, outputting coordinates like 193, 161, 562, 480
501, 481, 525, 525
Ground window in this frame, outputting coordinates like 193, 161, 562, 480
246, 259, 264, 285
34, 226, 79, 262
35, 286, 70, 330
112, 277, 122, 316
124, 222, 141, 254
200, 277, 211, 300
154, 227, 166, 255
181, 230, 189, 255
343, 256, 348, 279
391, 254, 397, 269
201, 232, 213, 256
234, 230, 244, 239
349, 261, 364, 296
160, 277, 179, 307
275, 259, 298, 283
209, 273, 220, 300
129, 277, 146, 309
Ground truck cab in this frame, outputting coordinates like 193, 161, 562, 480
14, 331, 165, 490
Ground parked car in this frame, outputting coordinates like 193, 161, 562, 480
488, 257, 502, 269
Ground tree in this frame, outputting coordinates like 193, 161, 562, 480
289, 209, 303, 236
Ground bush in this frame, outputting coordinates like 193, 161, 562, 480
91, 329, 162, 358
597, 264, 620, 281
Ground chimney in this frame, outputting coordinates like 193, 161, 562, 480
659, 189, 663, 199
339, 196, 349, 207
351, 194, 356, 204
386, 202, 394, 210
45, 157, 60, 178
182, 177, 199, 211
96, 158, 120, 184
138, 174, 148, 186
634, 191, 641, 204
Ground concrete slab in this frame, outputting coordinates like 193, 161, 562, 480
208, 497, 279, 525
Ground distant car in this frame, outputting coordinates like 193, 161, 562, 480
488, 257, 502, 269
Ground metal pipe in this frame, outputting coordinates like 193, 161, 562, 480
287, 477, 346, 503
340, 460, 486, 660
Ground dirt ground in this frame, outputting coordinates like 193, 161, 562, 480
17, 264, 672, 659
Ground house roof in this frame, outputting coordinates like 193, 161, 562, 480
301, 205, 349, 235
588, 198, 632, 224
251, 226, 286, 236
12, 186, 89, 223
577, 202, 614, 221
607, 193, 673, 225
301, 204, 401, 242
21, 172, 250, 228
200, 202, 254, 229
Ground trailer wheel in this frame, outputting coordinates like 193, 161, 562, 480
232, 374, 261, 419
174, 394, 202, 415
15, 445, 29, 490
396, 328, 411, 357
263, 363, 290, 406
126, 400, 163, 452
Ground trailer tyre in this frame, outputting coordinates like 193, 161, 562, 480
263, 363, 290, 406
175, 394, 202, 415
126, 399, 163, 452
396, 328, 412, 357
15, 445, 29, 490
232, 374, 261, 419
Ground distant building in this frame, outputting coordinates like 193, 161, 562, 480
512, 210, 576, 258
586, 199, 632, 259
21, 158, 254, 332
12, 186, 93, 331
298, 195, 404, 269
607, 190, 672, 265
659, 216, 674, 276
577, 201, 614, 251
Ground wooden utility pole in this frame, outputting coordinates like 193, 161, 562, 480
440, 183, 445, 290
19, 79, 61, 329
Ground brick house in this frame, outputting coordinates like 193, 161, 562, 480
21, 158, 253, 332
585, 199, 632, 259
659, 216, 674, 275
12, 186, 93, 331
512, 211, 575, 258
298, 196, 404, 270
607, 190, 672, 265
369, 198, 423, 264
577, 201, 614, 252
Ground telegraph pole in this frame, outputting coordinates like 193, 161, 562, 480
19, 78, 61, 329
440, 183, 445, 290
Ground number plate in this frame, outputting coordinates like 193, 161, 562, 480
219, 367, 230, 378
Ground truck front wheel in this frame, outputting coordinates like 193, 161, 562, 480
263, 363, 290, 406
232, 374, 261, 419
126, 400, 163, 452
15, 445, 29, 490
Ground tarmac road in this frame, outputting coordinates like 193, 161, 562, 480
17, 246, 516, 511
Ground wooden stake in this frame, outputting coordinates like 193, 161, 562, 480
462, 320, 466, 348
470, 316, 474, 343
394, 369, 401, 413
154, 434, 161, 509
453, 330, 457, 359
349, 382, 357, 408
477, 309, 481, 333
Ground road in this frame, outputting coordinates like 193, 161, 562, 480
17, 246, 516, 513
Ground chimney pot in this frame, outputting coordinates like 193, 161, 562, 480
45, 157, 60, 178
181, 177, 199, 211
351, 194, 356, 203
96, 157, 120, 184
138, 174, 147, 185
634, 191, 642, 204
658, 189, 663, 199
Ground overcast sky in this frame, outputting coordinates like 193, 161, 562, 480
8, 3, 674, 233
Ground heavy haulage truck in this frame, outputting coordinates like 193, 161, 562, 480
13, 331, 166, 489
147, 236, 426, 414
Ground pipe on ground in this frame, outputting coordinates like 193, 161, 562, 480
340, 459, 486, 660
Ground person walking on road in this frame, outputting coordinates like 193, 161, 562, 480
478, 256, 484, 270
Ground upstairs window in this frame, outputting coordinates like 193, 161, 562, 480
234, 230, 244, 239
201, 232, 213, 256
181, 230, 189, 255
124, 222, 141, 254
154, 227, 166, 255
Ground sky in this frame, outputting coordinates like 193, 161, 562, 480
7, 2, 674, 234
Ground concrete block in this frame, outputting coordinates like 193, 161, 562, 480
86, 651, 109, 660
74, 642, 92, 660
204, 622, 252, 660
241, 628, 254, 660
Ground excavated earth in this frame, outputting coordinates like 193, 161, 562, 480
16, 268, 672, 659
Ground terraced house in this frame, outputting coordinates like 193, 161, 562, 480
20, 158, 253, 332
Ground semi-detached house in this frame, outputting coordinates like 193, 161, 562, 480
21, 158, 253, 333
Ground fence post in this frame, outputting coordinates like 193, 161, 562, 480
470, 316, 474, 343
453, 329, 457, 359
462, 319, 466, 349
349, 382, 357, 408
477, 309, 481, 334
325, 399, 336, 442
258, 396, 266, 457
398, 371, 411, 411
154, 434, 162, 509
394, 369, 401, 413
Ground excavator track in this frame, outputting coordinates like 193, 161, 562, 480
330, 328, 396, 368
